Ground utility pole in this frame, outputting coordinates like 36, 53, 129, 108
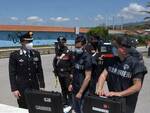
105, 16, 108, 29
112, 16, 115, 30
121, 16, 124, 30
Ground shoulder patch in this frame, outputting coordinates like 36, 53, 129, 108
123, 64, 130, 70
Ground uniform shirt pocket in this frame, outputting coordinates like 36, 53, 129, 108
18, 59, 26, 66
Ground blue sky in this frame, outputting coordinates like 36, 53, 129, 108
0, 0, 149, 27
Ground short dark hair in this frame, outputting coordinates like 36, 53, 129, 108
75, 35, 86, 45
115, 36, 132, 48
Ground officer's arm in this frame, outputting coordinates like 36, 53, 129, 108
78, 70, 92, 95
119, 74, 143, 97
37, 53, 45, 88
9, 53, 17, 91
59, 53, 65, 59
78, 53, 92, 95
96, 69, 108, 95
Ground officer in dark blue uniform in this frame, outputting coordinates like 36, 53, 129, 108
68, 35, 92, 113
86, 36, 105, 95
96, 36, 147, 113
9, 32, 45, 109
53, 36, 73, 106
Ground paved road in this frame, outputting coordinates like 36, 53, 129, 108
0, 53, 149, 113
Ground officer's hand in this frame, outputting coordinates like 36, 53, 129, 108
105, 91, 121, 97
76, 92, 82, 99
68, 84, 73, 92
99, 55, 104, 60
12, 90, 21, 99
97, 89, 106, 96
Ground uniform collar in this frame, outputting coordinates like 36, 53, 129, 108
20, 48, 27, 55
20, 47, 33, 55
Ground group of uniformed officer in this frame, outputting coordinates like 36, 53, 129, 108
53, 34, 147, 113
9, 32, 147, 113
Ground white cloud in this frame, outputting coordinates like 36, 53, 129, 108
10, 17, 19, 21
26, 16, 43, 22
118, 3, 147, 20
117, 13, 134, 20
94, 14, 104, 21
74, 17, 80, 21
49, 17, 70, 22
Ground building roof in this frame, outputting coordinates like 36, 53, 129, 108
0, 25, 89, 33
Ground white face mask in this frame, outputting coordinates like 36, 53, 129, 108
25, 42, 33, 50
75, 48, 83, 54
112, 46, 118, 56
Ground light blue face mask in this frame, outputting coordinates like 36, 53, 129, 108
75, 48, 83, 54
112, 46, 118, 56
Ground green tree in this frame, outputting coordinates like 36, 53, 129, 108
86, 26, 109, 39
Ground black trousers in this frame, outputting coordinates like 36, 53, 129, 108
58, 73, 72, 105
